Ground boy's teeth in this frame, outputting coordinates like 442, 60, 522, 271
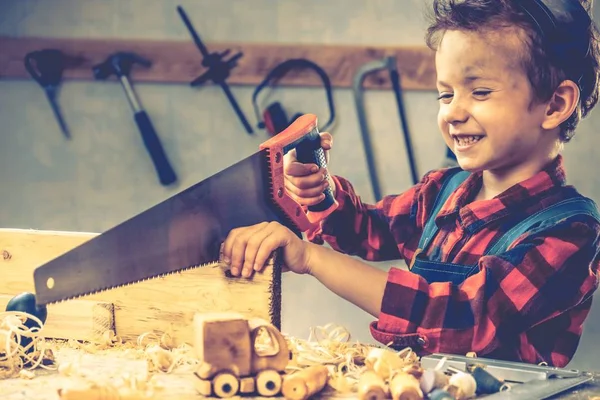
456, 135, 482, 146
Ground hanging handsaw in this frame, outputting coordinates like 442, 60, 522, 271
32, 114, 338, 306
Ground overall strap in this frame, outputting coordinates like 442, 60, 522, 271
485, 197, 600, 256
417, 168, 471, 252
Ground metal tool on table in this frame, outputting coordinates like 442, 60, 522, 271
177, 5, 253, 135
353, 56, 418, 202
24, 49, 71, 139
421, 353, 594, 399
31, 114, 338, 306
93, 52, 177, 186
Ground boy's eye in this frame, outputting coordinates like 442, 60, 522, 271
437, 93, 453, 102
473, 90, 491, 97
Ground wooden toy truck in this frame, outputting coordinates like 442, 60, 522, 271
192, 312, 290, 398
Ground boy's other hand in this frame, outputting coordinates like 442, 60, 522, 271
284, 131, 335, 206
220, 221, 311, 278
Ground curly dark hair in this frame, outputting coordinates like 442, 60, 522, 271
424, 0, 600, 142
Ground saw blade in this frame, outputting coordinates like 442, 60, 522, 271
33, 150, 298, 305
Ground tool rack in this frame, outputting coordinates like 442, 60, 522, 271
0, 36, 436, 91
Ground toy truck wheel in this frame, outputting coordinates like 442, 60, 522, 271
213, 372, 240, 398
256, 369, 283, 397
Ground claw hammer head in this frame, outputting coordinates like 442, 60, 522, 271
92, 52, 152, 112
92, 52, 152, 80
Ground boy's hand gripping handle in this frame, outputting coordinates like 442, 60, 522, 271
259, 114, 338, 232
294, 128, 337, 215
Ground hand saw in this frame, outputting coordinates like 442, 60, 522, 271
32, 114, 337, 306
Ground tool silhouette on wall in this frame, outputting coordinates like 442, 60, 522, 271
93, 52, 178, 186
24, 49, 73, 139
353, 56, 418, 202
251, 58, 336, 136
19, 34, 418, 191
388, 56, 419, 185
177, 5, 253, 135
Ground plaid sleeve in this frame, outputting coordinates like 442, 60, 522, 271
305, 170, 452, 262
371, 218, 600, 367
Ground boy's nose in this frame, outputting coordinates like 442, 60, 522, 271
442, 99, 469, 124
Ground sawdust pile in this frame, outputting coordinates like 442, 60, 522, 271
56, 360, 165, 400
283, 324, 484, 399
60, 327, 199, 374
0, 309, 196, 398
56, 322, 412, 398
1, 310, 473, 399
52, 328, 196, 399
283, 323, 419, 394
0, 311, 56, 379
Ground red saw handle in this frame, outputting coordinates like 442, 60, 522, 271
259, 114, 338, 232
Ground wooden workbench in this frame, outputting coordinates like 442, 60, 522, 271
2, 344, 600, 400
2, 345, 203, 400
1, 233, 599, 399
558, 375, 600, 400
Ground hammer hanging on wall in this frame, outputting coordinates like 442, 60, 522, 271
93, 52, 177, 186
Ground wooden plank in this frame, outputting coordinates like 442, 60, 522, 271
0, 228, 281, 345
0, 36, 437, 90
0, 294, 114, 343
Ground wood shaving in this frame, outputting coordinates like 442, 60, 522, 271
54, 328, 198, 376
284, 323, 418, 395
145, 345, 177, 373
62, 330, 124, 354
365, 347, 418, 380
0, 311, 56, 379
58, 360, 78, 377
18, 369, 35, 379
135, 329, 198, 374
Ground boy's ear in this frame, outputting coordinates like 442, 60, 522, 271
541, 80, 580, 130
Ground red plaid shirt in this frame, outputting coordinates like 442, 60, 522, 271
307, 155, 600, 367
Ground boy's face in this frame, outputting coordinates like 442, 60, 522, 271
435, 29, 553, 174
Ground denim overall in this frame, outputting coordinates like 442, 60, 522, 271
409, 167, 600, 285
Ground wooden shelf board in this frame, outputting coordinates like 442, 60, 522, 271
0, 36, 437, 90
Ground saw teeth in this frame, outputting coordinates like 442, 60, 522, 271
43, 261, 219, 305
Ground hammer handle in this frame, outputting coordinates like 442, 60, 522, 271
134, 111, 177, 186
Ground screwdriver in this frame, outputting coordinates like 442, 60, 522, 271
24, 49, 71, 139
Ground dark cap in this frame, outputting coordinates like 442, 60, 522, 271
517, 0, 592, 87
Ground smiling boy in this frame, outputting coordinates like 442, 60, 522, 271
221, 0, 600, 367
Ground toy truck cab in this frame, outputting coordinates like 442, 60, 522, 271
192, 312, 289, 398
